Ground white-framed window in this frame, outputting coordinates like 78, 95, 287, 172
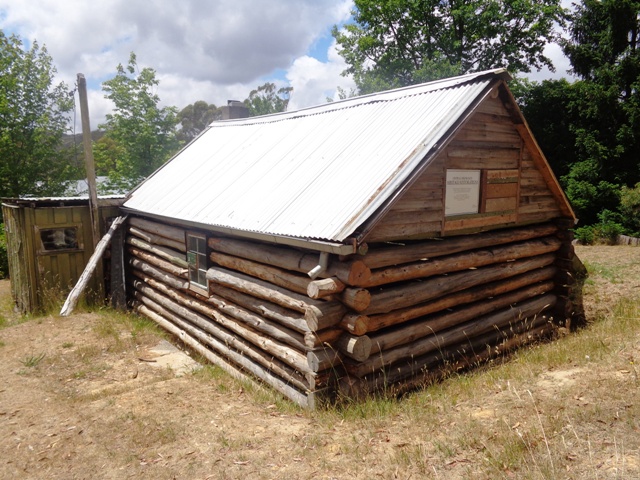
186, 232, 208, 292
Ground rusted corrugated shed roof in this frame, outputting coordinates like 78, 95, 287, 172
124, 69, 507, 247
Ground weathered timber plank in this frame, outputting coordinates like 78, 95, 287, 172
133, 275, 308, 351
134, 294, 310, 391
132, 281, 313, 374
133, 272, 309, 348
304, 328, 343, 349
307, 277, 346, 299
486, 183, 518, 199
386, 199, 443, 213
364, 236, 561, 287
370, 209, 442, 227
368, 281, 555, 354
444, 213, 517, 232
129, 226, 187, 253
476, 96, 511, 116
447, 156, 519, 170
210, 251, 312, 295
129, 257, 189, 290
448, 137, 521, 150
307, 348, 342, 372
362, 223, 558, 268
334, 333, 372, 362
364, 253, 557, 315
206, 267, 346, 331
454, 126, 521, 144
486, 169, 519, 182
517, 212, 562, 224
340, 288, 371, 312
348, 294, 557, 377
128, 246, 188, 278
486, 197, 518, 213
363, 266, 557, 333
129, 217, 186, 245
207, 237, 371, 286
515, 124, 575, 219
127, 236, 188, 267
365, 221, 442, 243
135, 303, 314, 408
519, 200, 561, 215
211, 283, 310, 333
344, 315, 554, 396
520, 186, 558, 197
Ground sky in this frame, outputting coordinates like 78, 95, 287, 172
0, 0, 573, 132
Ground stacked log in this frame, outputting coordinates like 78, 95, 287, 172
127, 216, 572, 407
333, 222, 564, 394
126, 217, 368, 408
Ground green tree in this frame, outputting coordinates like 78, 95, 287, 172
99, 53, 179, 192
333, 0, 566, 94
547, 0, 640, 226
0, 31, 75, 200
244, 83, 293, 116
177, 101, 221, 143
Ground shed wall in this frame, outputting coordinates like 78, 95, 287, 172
2, 202, 121, 312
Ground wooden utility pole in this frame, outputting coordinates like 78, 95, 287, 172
77, 73, 101, 249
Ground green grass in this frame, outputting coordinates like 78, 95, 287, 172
21, 352, 46, 368
582, 258, 627, 284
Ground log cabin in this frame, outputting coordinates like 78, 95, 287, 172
121, 69, 582, 408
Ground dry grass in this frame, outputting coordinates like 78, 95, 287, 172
0, 245, 639, 479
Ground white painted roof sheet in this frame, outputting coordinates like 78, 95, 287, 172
124, 69, 505, 243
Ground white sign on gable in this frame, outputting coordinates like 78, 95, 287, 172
445, 169, 481, 216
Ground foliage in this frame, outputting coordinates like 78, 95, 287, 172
517, 0, 640, 227
0, 223, 7, 279
574, 210, 626, 245
99, 53, 180, 192
177, 101, 221, 144
619, 182, 640, 235
333, 0, 567, 94
244, 82, 292, 116
0, 31, 76, 201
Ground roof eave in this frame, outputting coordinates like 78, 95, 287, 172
121, 207, 357, 255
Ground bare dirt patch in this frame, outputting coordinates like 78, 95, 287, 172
0, 245, 639, 479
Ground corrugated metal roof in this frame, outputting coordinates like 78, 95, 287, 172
124, 69, 506, 244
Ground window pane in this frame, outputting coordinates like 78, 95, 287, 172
188, 235, 198, 252
40, 227, 79, 250
198, 270, 207, 287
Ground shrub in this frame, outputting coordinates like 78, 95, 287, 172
620, 182, 640, 236
574, 211, 627, 245
573, 225, 595, 245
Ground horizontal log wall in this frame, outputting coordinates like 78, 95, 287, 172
126, 217, 345, 409
336, 220, 571, 393
126, 216, 575, 406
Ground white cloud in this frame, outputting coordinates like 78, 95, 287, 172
0, 0, 353, 128
287, 40, 356, 110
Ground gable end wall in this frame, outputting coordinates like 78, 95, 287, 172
365, 92, 564, 243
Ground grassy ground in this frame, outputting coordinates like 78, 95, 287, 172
0, 245, 639, 479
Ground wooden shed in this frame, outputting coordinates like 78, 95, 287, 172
121, 69, 581, 407
2, 196, 123, 313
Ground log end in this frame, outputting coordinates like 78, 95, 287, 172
335, 334, 372, 362
339, 314, 369, 336
347, 260, 372, 287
